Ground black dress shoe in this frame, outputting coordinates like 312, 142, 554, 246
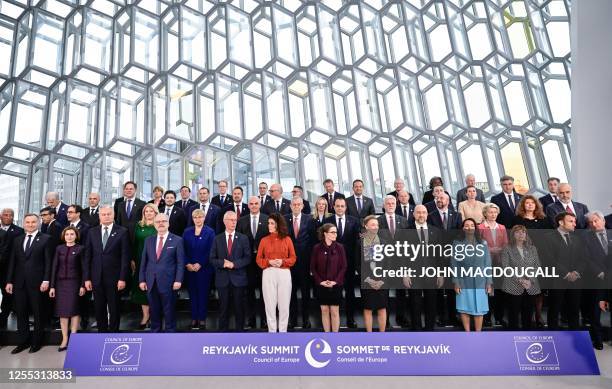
191, 321, 200, 330
199, 322, 206, 330
247, 319, 256, 329
288, 321, 297, 330
346, 319, 357, 329
303, 320, 311, 329
29, 345, 42, 353
483, 318, 493, 327
11, 344, 29, 354
593, 342, 604, 350
261, 321, 268, 330
58, 346, 68, 352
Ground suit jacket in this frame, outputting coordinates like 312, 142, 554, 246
542, 230, 586, 287
236, 213, 269, 257
55, 202, 69, 226
72, 220, 90, 246
160, 205, 188, 236
377, 213, 410, 241
41, 220, 64, 250
302, 199, 312, 215
422, 190, 454, 207
428, 208, 463, 230
50, 244, 87, 288
538, 194, 558, 211
490, 191, 523, 228
139, 233, 185, 289
7, 232, 52, 289
323, 214, 360, 263
257, 195, 272, 208
0, 224, 24, 283
387, 190, 416, 206
177, 198, 198, 213
209, 232, 251, 287
187, 203, 220, 232
404, 225, 444, 288
261, 198, 291, 216
424, 200, 455, 213
456, 187, 485, 203
345, 195, 376, 220
81, 206, 100, 227
86, 224, 131, 287
219, 203, 249, 232
321, 191, 345, 214
583, 230, 611, 284
285, 214, 313, 270
545, 201, 589, 229
0, 229, 7, 274
606, 214, 612, 230
395, 203, 415, 219
210, 193, 231, 209
114, 197, 146, 228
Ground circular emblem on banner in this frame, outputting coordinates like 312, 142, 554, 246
110, 344, 134, 365
525, 343, 549, 364
304, 339, 332, 368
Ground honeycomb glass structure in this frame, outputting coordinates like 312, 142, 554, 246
0, 0, 571, 219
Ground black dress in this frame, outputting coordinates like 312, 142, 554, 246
50, 244, 86, 317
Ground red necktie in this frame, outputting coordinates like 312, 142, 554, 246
293, 217, 299, 237
156, 236, 164, 261
236, 205, 241, 218
227, 234, 233, 256
565, 205, 573, 214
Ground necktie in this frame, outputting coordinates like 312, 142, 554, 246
293, 217, 299, 237
563, 233, 570, 245
156, 236, 164, 260
102, 227, 109, 249
25, 234, 32, 252
202, 203, 207, 213
220, 195, 225, 205
389, 216, 395, 237
402, 205, 407, 218
236, 204, 241, 218
227, 233, 233, 256
182, 200, 187, 209
251, 216, 257, 238
507, 194, 515, 211
276, 201, 280, 212
328, 194, 333, 210
442, 212, 447, 230
126, 199, 132, 218
166, 208, 171, 216
260, 196, 265, 204
419, 227, 425, 243
565, 205, 573, 215
599, 232, 608, 255
71, 223, 76, 228
357, 198, 362, 213
90, 208, 94, 216
553, 195, 558, 203
338, 217, 344, 238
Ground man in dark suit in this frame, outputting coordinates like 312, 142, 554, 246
285, 198, 314, 329
584, 211, 611, 349
210, 180, 231, 209
291, 185, 311, 215
210, 211, 251, 331
324, 197, 359, 328
321, 179, 345, 214
606, 212, 612, 229
543, 212, 585, 330
160, 190, 187, 236
424, 186, 455, 213
178, 186, 198, 213
113, 181, 146, 229
45, 191, 69, 227
428, 193, 462, 230
66, 204, 92, 329
396, 190, 415, 221
262, 184, 291, 215
5, 213, 52, 354
0, 208, 24, 328
455, 174, 486, 203
220, 186, 249, 232
346, 179, 376, 222
387, 177, 416, 206
81, 192, 101, 227
538, 177, 560, 210
86, 206, 131, 332
236, 196, 268, 329
139, 213, 185, 332
490, 175, 523, 228
258, 182, 271, 208
187, 187, 220, 232
545, 183, 589, 229
39, 207, 64, 249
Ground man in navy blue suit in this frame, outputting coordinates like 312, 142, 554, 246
321, 179, 345, 214
428, 193, 462, 230
261, 184, 291, 216
86, 205, 131, 332
178, 186, 198, 213
188, 187, 220, 232
219, 186, 249, 232
285, 198, 314, 329
324, 197, 359, 328
45, 192, 69, 227
395, 190, 415, 221
210, 211, 251, 331
545, 183, 590, 229
291, 186, 311, 215
490, 175, 523, 228
210, 180, 231, 209
139, 213, 185, 332
160, 190, 187, 236
538, 177, 560, 210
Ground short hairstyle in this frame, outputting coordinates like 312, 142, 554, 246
317, 223, 337, 242
61, 226, 81, 243
352, 179, 364, 187
218, 180, 228, 186
233, 186, 244, 194
259, 182, 268, 187
46, 191, 60, 200
482, 202, 500, 218
323, 178, 334, 185
68, 204, 83, 215
293, 185, 303, 191
586, 211, 605, 223
223, 211, 237, 220
40, 206, 56, 216
547, 177, 560, 184
333, 197, 346, 206
500, 175, 514, 182
180, 185, 191, 192
123, 181, 137, 189
383, 195, 397, 204
191, 208, 205, 218
291, 197, 304, 205
152, 185, 165, 194
198, 187, 210, 194
363, 214, 379, 227
23, 213, 40, 221
555, 211, 575, 225
268, 213, 289, 239
164, 190, 177, 198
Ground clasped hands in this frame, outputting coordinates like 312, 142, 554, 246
267, 258, 283, 268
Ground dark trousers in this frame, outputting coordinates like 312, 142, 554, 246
485, 289, 506, 323
289, 265, 311, 324
0, 287, 13, 327
547, 288, 581, 330
437, 288, 457, 324
78, 291, 92, 325
93, 279, 121, 332
584, 290, 603, 343
148, 280, 177, 332
409, 289, 437, 330
395, 289, 408, 325
218, 285, 245, 331
343, 261, 356, 321
246, 262, 264, 325
14, 286, 45, 346
507, 291, 536, 330
186, 267, 213, 321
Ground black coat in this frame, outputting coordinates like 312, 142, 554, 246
86, 224, 131, 287
387, 190, 416, 206
7, 232, 53, 288
81, 206, 100, 227
261, 198, 291, 216
345, 195, 376, 221
160, 205, 188, 236
113, 197, 146, 228
236, 213, 268, 258
490, 191, 523, 229
177, 198, 198, 213
321, 191, 345, 214
285, 214, 314, 271
0, 224, 24, 283
210, 194, 232, 209
219, 203, 249, 232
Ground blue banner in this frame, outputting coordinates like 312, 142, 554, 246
64, 331, 599, 376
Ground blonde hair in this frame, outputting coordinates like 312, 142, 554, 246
139, 203, 160, 227
482, 202, 500, 218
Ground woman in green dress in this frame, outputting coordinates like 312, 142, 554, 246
130, 203, 159, 329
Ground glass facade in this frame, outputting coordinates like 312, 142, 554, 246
0, 0, 571, 220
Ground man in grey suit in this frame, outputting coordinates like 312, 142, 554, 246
455, 174, 485, 203
346, 179, 376, 222
545, 183, 590, 229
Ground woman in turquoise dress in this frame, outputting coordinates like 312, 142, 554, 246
452, 218, 493, 332
130, 203, 159, 329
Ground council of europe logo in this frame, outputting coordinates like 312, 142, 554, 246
304, 338, 332, 368
101, 341, 142, 367
514, 340, 559, 367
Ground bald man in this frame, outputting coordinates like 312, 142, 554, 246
262, 184, 291, 215
545, 183, 590, 229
